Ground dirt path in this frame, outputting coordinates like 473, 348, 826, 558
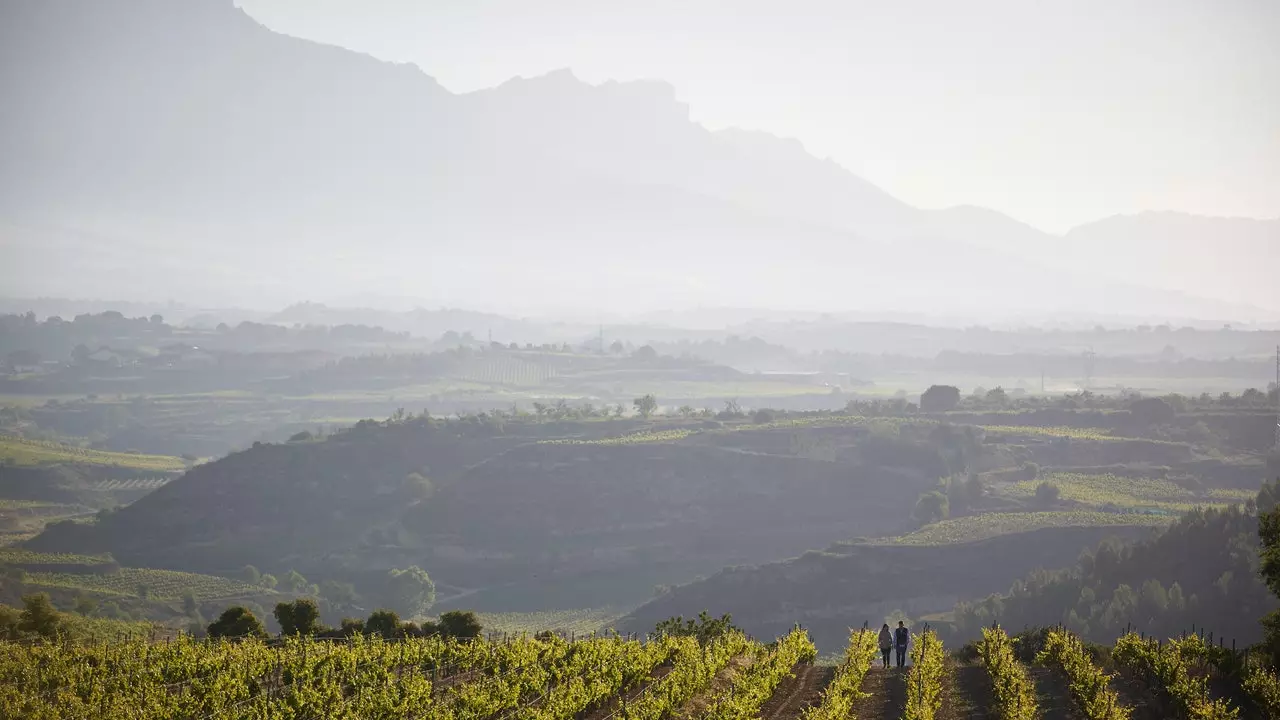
938, 663, 990, 720
757, 663, 835, 720
580, 663, 676, 720
1110, 671, 1159, 720
1029, 667, 1079, 720
673, 654, 755, 720
849, 666, 906, 719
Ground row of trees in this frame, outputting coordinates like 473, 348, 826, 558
235, 565, 436, 618
206, 599, 482, 641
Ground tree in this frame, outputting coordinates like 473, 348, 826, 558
72, 593, 97, 617
439, 610, 483, 639
920, 385, 961, 412
653, 611, 737, 646
985, 387, 1008, 406
632, 345, 658, 360
752, 408, 776, 424
913, 491, 949, 525
633, 394, 657, 419
365, 609, 401, 638
240, 565, 261, 584
5, 349, 42, 369
340, 617, 366, 636
387, 566, 436, 617
18, 593, 63, 638
284, 570, 316, 595
259, 574, 278, 590
320, 580, 360, 607
0, 605, 21, 641
207, 606, 267, 639
1130, 396, 1176, 426
274, 598, 322, 636
1258, 478, 1280, 662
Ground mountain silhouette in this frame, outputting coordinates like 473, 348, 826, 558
1, 0, 1274, 319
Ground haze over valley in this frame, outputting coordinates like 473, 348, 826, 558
2, 1, 1280, 718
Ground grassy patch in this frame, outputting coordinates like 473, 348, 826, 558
883, 511, 1173, 546
27, 567, 267, 600
1000, 473, 1250, 512
0, 436, 186, 471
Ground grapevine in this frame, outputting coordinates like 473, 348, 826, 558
1034, 629, 1129, 720
801, 627, 878, 720
902, 629, 945, 720
699, 627, 816, 720
977, 627, 1036, 720
1112, 633, 1238, 720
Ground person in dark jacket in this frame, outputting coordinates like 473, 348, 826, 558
878, 624, 893, 668
894, 621, 910, 668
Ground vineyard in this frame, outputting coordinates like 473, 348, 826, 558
1000, 473, 1253, 513
0, 436, 186, 472
91, 477, 173, 491
5, 623, 1280, 719
883, 511, 1173, 546
541, 429, 698, 446
25, 567, 265, 600
0, 548, 113, 566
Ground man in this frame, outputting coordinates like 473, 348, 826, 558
894, 620, 910, 668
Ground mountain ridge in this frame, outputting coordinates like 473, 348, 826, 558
1, 0, 1275, 318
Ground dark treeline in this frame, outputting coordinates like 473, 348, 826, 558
952, 482, 1280, 647
0, 311, 413, 365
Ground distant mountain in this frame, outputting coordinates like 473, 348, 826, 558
0, 0, 1274, 319
1062, 213, 1279, 312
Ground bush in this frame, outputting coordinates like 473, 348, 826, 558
752, 408, 776, 424
1035, 482, 1061, 507
18, 593, 63, 638
913, 491, 950, 525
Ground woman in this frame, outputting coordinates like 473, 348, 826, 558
878, 623, 893, 668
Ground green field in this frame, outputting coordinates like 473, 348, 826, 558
0, 548, 113, 566
541, 429, 698, 446
476, 606, 628, 635
0, 435, 186, 471
883, 510, 1173, 546
27, 567, 268, 600
999, 472, 1252, 512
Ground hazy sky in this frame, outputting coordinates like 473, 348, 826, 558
234, 0, 1279, 232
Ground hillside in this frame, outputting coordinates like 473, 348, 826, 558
26, 415, 947, 607
0, 0, 1270, 318
616, 524, 1157, 651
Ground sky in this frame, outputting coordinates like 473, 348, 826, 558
233, 0, 1280, 233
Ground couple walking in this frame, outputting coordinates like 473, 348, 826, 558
877, 621, 910, 668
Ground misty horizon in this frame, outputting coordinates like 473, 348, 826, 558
2, 0, 1278, 319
